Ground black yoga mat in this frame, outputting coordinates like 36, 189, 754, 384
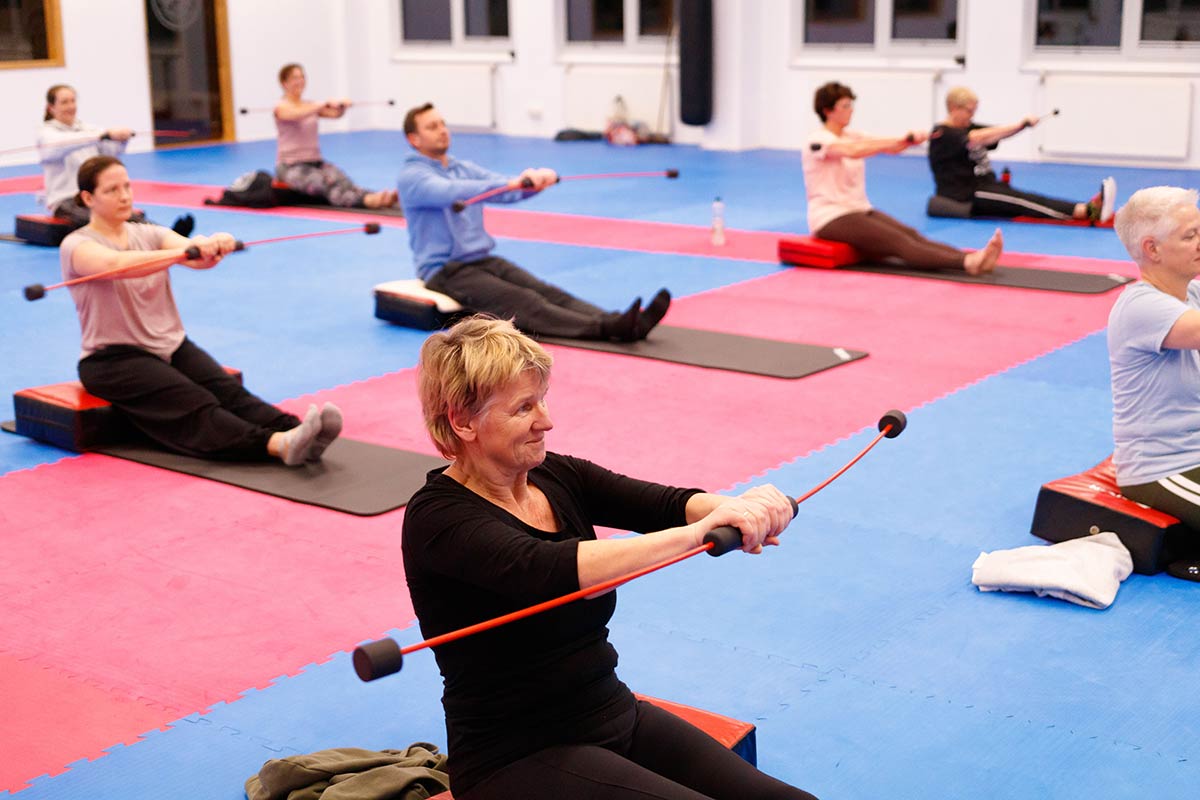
840, 263, 1132, 294
94, 437, 444, 516
538, 325, 867, 379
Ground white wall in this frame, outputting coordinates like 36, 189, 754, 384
2, 0, 1198, 169
0, 0, 155, 167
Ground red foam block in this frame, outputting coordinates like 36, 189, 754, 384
777, 235, 862, 269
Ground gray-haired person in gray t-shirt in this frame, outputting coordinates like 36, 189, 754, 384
61, 155, 342, 465
1109, 187, 1200, 568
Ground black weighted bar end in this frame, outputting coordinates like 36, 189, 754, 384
703, 525, 744, 557
23, 284, 45, 302
364, 223, 382, 235
451, 201, 466, 213
185, 245, 200, 259
879, 409, 907, 438
353, 638, 404, 682
238, 107, 249, 115
521, 177, 535, 189
666, 169, 680, 178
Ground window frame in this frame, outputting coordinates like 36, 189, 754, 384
791, 0, 965, 61
1026, 0, 1200, 64
0, 0, 63, 70
394, 0, 514, 62
559, 0, 680, 64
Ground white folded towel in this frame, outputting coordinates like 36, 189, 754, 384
971, 531, 1134, 609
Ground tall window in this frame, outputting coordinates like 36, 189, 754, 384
1031, 0, 1199, 53
565, 0, 678, 44
0, 0, 62, 67
400, 0, 510, 43
804, 0, 876, 44
1035, 0, 1122, 47
800, 0, 960, 49
1141, 0, 1200, 42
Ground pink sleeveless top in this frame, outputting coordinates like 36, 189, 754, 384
275, 109, 322, 164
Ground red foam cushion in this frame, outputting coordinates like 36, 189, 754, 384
15, 368, 243, 413
1044, 456, 1179, 527
15, 382, 111, 411
777, 235, 862, 269
633, 693, 754, 750
16, 214, 72, 226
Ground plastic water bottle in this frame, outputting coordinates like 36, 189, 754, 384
711, 196, 726, 246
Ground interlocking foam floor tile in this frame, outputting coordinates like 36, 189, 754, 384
0, 653, 179, 793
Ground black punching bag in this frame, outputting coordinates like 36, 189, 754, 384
679, 0, 713, 126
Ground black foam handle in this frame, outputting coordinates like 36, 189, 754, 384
23, 284, 45, 301
522, 177, 535, 188
878, 409, 907, 438
666, 169, 680, 178
353, 638, 404, 682
364, 223, 381, 234
184, 240, 245, 260
704, 497, 800, 556
905, 132, 915, 144
451, 200, 466, 212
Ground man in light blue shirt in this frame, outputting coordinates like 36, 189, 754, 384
398, 103, 669, 341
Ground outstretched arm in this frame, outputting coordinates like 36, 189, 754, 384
967, 117, 1038, 148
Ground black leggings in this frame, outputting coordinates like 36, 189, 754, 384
817, 209, 965, 271
426, 255, 612, 339
458, 700, 818, 800
970, 180, 1078, 219
78, 338, 300, 460
1121, 466, 1200, 533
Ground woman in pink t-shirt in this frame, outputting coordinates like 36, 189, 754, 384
800, 81, 1002, 275
274, 63, 398, 209
63, 155, 342, 465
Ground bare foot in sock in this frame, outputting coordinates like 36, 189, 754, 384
964, 228, 1003, 275
276, 405, 321, 466
636, 288, 671, 339
307, 402, 344, 462
602, 297, 641, 342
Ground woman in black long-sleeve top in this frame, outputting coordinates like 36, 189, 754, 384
402, 315, 817, 800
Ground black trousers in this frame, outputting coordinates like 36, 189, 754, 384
427, 255, 610, 339
817, 209, 965, 270
458, 700, 818, 800
970, 180, 1077, 219
78, 338, 300, 460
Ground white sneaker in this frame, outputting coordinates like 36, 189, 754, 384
1099, 177, 1117, 223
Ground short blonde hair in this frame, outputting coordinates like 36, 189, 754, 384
418, 315, 553, 458
1114, 186, 1200, 263
945, 86, 978, 112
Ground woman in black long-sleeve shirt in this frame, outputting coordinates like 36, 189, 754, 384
403, 315, 817, 800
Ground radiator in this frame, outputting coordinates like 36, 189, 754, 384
1038, 75, 1191, 160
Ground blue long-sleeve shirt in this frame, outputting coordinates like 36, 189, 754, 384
397, 153, 529, 281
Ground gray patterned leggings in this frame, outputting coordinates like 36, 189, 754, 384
275, 160, 369, 207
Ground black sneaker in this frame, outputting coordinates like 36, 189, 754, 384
171, 214, 196, 237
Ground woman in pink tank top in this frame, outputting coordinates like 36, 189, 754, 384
274, 63, 398, 209
64, 155, 343, 465
801, 81, 1002, 276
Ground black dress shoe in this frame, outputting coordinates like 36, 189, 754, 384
1166, 559, 1200, 583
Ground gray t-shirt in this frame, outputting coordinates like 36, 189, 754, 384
60, 224, 186, 361
1107, 280, 1200, 485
